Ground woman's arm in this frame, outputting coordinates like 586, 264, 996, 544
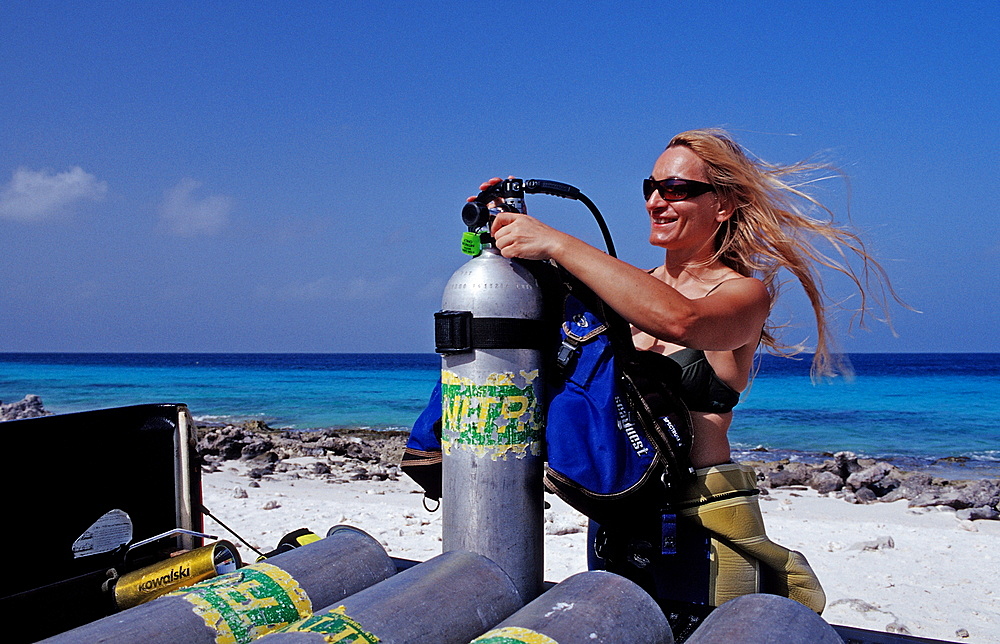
490, 211, 770, 351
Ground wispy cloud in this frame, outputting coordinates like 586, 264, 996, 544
416, 277, 446, 300
158, 178, 233, 236
342, 277, 395, 301
255, 276, 396, 303
0, 166, 107, 221
256, 276, 339, 302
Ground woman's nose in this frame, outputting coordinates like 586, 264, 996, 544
646, 190, 666, 209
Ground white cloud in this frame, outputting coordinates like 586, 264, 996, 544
255, 276, 396, 303
158, 178, 233, 236
416, 277, 446, 300
256, 276, 338, 302
342, 277, 394, 301
0, 166, 107, 221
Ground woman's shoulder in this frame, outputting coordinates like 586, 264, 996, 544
699, 268, 765, 297
699, 275, 771, 327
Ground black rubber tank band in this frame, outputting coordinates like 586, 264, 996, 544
435, 310, 547, 354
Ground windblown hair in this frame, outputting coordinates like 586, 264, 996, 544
667, 128, 900, 379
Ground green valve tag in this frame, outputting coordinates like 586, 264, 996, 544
461, 231, 482, 256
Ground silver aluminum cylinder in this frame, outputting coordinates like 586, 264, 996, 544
439, 247, 545, 602
258, 550, 523, 644
472, 571, 673, 644
40, 526, 396, 644
684, 593, 843, 644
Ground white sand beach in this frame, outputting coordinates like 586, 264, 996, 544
202, 459, 1000, 644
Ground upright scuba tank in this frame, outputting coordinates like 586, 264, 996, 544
435, 178, 547, 602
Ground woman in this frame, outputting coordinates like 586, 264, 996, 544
478, 129, 897, 614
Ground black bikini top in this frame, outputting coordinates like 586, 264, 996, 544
640, 269, 742, 413
663, 347, 741, 413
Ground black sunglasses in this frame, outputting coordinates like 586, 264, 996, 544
643, 177, 715, 202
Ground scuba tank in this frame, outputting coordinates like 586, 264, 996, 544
436, 178, 547, 603
433, 178, 619, 603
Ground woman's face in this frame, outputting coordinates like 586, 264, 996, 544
646, 145, 730, 252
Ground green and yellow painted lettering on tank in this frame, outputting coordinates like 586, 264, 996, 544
471, 625, 560, 644
169, 562, 312, 644
277, 605, 379, 642
440, 369, 543, 460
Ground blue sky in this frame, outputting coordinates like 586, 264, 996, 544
1, 2, 997, 353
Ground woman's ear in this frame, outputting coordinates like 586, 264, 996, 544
715, 197, 735, 223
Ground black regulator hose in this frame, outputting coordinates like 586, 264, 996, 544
463, 178, 617, 259
576, 192, 616, 259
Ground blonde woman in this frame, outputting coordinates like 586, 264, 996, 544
480, 129, 898, 614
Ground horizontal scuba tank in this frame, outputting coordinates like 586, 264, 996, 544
257, 550, 523, 644
472, 571, 672, 644
42, 526, 397, 644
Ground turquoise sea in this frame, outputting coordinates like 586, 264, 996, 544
2, 352, 998, 478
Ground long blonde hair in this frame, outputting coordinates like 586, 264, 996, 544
668, 128, 900, 378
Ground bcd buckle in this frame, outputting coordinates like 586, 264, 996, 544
556, 339, 578, 370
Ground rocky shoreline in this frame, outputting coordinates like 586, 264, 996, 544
4, 394, 998, 521
0, 394, 49, 421
196, 421, 408, 486
198, 419, 999, 522
750, 454, 1000, 521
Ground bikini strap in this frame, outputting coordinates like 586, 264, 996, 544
647, 267, 739, 297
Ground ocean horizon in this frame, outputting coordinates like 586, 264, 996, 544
2, 352, 998, 479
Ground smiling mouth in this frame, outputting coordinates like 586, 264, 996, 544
651, 216, 677, 225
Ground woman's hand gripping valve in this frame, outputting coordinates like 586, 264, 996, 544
460, 177, 525, 257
